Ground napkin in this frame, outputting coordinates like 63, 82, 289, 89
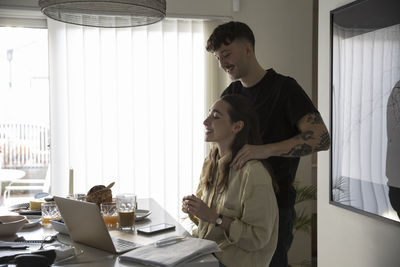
119, 237, 220, 267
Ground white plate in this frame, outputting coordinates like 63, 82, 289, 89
23, 215, 41, 229
8, 202, 29, 212
136, 209, 151, 221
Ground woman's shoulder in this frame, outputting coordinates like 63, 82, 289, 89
242, 159, 264, 170
241, 160, 271, 184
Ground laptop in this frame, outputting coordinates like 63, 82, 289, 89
54, 196, 141, 254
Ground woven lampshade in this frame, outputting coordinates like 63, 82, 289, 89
39, 0, 166, 28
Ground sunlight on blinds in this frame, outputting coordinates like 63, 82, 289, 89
48, 19, 206, 220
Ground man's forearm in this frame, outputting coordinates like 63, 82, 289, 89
266, 130, 329, 158
268, 113, 331, 158
230, 113, 330, 169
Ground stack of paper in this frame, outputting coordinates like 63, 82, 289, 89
119, 237, 220, 267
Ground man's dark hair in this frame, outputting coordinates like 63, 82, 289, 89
206, 21, 255, 52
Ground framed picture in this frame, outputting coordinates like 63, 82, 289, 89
330, 0, 400, 223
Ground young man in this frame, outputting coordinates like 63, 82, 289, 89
206, 21, 330, 267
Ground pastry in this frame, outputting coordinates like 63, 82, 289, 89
86, 182, 114, 206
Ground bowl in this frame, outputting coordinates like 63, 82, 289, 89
0, 215, 27, 237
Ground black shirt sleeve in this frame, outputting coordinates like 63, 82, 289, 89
283, 78, 319, 129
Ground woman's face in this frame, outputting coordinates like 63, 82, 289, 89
203, 99, 240, 146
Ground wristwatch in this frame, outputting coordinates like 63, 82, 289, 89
215, 214, 223, 227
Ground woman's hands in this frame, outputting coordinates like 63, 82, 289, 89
182, 194, 218, 223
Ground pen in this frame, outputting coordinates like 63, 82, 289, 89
154, 236, 186, 247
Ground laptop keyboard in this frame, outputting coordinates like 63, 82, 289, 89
112, 238, 140, 251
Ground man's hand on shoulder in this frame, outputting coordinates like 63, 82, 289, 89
230, 144, 273, 170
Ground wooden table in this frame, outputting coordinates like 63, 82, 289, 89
7, 198, 218, 267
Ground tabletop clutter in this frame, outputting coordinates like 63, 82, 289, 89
0, 182, 219, 267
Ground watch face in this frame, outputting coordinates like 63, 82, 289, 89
216, 217, 223, 225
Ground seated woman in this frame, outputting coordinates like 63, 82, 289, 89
182, 94, 278, 267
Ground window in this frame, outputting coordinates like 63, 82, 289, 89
0, 27, 50, 204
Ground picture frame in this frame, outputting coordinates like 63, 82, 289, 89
330, 0, 400, 223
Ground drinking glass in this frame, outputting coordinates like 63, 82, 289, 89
67, 193, 86, 201
73, 193, 86, 201
116, 194, 136, 231
41, 202, 61, 225
101, 202, 118, 228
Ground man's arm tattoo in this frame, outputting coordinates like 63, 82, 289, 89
315, 131, 331, 150
306, 112, 323, 124
280, 113, 330, 157
297, 130, 314, 141
280, 143, 313, 157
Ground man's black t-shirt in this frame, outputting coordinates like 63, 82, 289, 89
221, 68, 318, 208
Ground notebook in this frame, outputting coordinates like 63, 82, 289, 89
54, 196, 140, 254
119, 237, 220, 267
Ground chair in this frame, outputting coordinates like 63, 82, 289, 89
4, 166, 50, 199
0, 168, 26, 197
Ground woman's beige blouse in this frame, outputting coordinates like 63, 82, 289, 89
191, 154, 278, 267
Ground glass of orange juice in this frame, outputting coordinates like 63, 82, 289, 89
41, 202, 61, 226
101, 202, 118, 229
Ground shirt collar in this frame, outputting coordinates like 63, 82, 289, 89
217, 152, 232, 169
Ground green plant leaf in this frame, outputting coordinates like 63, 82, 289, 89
293, 208, 312, 235
332, 176, 351, 203
294, 183, 317, 204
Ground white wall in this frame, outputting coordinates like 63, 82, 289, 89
318, 1, 400, 266
169, 0, 314, 95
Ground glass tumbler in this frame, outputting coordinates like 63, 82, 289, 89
101, 202, 118, 228
116, 194, 137, 231
41, 202, 61, 225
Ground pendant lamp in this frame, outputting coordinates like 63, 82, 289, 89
39, 0, 166, 28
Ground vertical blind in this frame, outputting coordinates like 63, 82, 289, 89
48, 19, 206, 220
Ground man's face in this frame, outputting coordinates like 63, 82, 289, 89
213, 39, 250, 81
